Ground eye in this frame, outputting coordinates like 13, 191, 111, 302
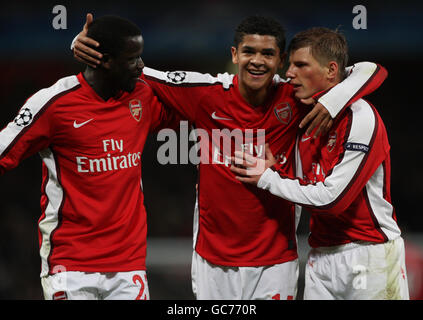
128, 56, 142, 66
241, 46, 255, 54
295, 62, 307, 68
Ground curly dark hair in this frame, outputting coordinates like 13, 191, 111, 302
87, 15, 141, 57
234, 16, 286, 53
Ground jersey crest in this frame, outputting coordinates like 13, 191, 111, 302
274, 102, 292, 124
327, 131, 337, 152
129, 99, 142, 122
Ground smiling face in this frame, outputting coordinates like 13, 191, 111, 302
231, 34, 284, 105
108, 35, 145, 93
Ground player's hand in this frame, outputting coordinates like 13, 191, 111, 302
73, 13, 103, 68
230, 144, 276, 186
299, 99, 333, 138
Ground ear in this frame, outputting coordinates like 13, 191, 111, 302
101, 53, 112, 70
327, 61, 339, 81
231, 46, 238, 64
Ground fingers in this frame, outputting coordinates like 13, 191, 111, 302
230, 157, 252, 170
298, 98, 316, 128
300, 103, 333, 138
76, 35, 100, 51
229, 166, 257, 185
307, 114, 332, 138
87, 13, 93, 25
299, 107, 317, 130
230, 152, 263, 186
74, 51, 98, 68
314, 117, 334, 137
74, 47, 101, 68
233, 151, 257, 167
304, 110, 323, 136
310, 113, 328, 138
264, 143, 274, 160
326, 119, 334, 133
84, 13, 94, 31
235, 176, 256, 184
81, 13, 97, 48
300, 97, 316, 105
74, 13, 102, 68
74, 38, 102, 66
229, 164, 249, 177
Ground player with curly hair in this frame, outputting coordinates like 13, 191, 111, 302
73, 14, 387, 300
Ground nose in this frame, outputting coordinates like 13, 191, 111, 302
250, 53, 264, 66
137, 57, 144, 71
286, 64, 295, 79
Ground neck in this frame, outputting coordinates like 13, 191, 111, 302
83, 67, 119, 101
319, 79, 341, 97
238, 83, 273, 107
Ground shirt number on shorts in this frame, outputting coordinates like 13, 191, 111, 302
132, 274, 147, 300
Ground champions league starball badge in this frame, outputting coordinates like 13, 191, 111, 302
166, 71, 187, 84
14, 107, 33, 127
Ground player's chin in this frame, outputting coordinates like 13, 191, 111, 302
247, 78, 272, 92
123, 79, 138, 92
294, 88, 309, 100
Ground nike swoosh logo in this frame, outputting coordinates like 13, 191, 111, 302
301, 136, 311, 142
211, 111, 232, 121
73, 118, 93, 128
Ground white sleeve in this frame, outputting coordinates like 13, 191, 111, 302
317, 62, 379, 118
257, 100, 377, 210
258, 168, 338, 207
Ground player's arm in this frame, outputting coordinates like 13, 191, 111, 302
231, 103, 389, 214
299, 62, 387, 137
315, 62, 387, 118
141, 67, 233, 122
72, 14, 210, 122
142, 82, 183, 132
0, 92, 54, 175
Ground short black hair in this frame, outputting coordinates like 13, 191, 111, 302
234, 16, 286, 53
87, 15, 142, 57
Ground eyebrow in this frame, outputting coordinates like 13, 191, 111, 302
241, 46, 277, 53
290, 60, 309, 66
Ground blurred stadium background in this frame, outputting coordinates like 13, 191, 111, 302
0, 0, 422, 299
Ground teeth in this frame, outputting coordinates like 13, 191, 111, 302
249, 70, 265, 75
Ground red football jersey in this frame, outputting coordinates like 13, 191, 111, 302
258, 99, 401, 248
142, 63, 386, 266
0, 73, 171, 275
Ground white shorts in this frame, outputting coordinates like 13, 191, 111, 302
41, 270, 149, 300
191, 251, 298, 300
304, 237, 409, 300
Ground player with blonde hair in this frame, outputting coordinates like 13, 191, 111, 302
231, 27, 409, 300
